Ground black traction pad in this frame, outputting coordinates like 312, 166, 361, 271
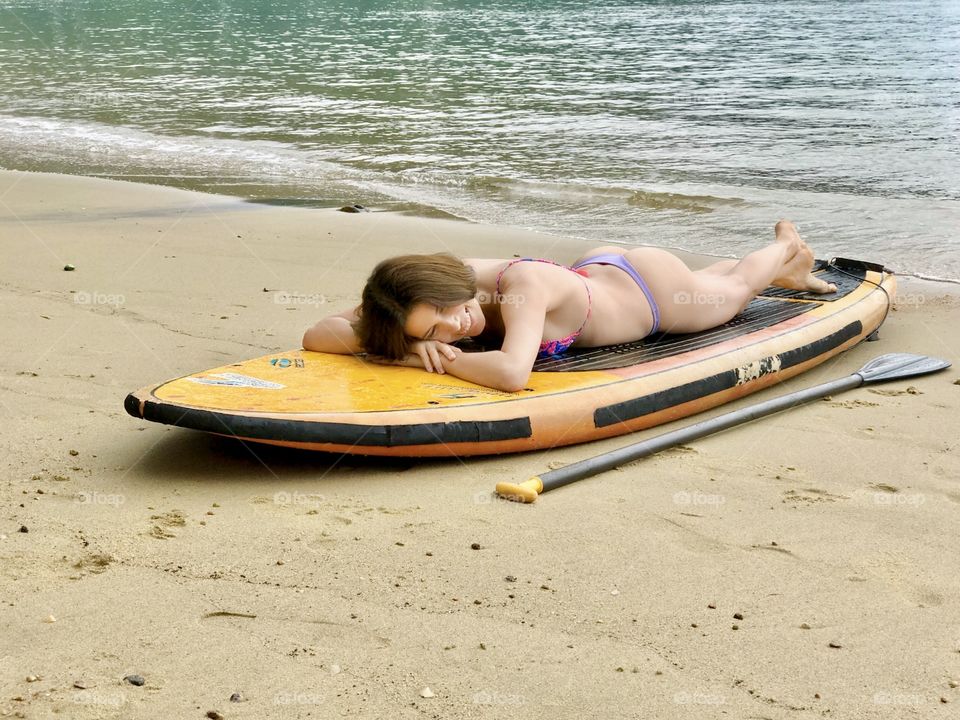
534, 298, 819, 372
758, 259, 865, 302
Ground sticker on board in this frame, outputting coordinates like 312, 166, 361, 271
187, 373, 285, 389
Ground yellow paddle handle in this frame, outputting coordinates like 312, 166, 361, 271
494, 476, 543, 503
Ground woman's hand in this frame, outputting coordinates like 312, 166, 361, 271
368, 340, 462, 374
408, 340, 462, 374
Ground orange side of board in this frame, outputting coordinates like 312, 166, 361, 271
125, 266, 894, 456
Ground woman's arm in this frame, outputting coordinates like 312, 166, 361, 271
434, 290, 546, 392
302, 306, 363, 354
434, 349, 534, 392
379, 346, 537, 393
369, 294, 545, 392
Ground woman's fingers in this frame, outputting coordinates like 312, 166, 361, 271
428, 346, 444, 373
418, 347, 434, 373
405, 340, 462, 373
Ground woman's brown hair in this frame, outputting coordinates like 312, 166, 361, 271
352, 253, 476, 359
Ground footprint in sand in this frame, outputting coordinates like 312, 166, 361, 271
826, 399, 880, 409
73, 552, 114, 574
148, 510, 186, 539
782, 488, 849, 506
868, 386, 923, 396
150, 510, 186, 526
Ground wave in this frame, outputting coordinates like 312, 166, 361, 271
0, 113, 380, 203
385, 171, 748, 214
626, 189, 747, 213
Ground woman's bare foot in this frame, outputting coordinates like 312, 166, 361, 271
772, 220, 837, 294
774, 219, 802, 256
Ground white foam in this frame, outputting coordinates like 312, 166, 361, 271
0, 114, 359, 186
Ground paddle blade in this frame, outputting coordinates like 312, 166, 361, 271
856, 353, 951, 383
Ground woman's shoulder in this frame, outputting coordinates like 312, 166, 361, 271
469, 257, 566, 298
494, 258, 572, 282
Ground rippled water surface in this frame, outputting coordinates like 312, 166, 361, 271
1, 0, 958, 278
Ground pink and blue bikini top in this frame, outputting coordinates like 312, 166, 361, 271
494, 258, 592, 358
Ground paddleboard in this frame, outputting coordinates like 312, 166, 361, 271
125, 258, 894, 456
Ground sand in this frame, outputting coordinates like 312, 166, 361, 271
1, 169, 959, 719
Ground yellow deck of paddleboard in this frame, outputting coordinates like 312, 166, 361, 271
126, 262, 894, 456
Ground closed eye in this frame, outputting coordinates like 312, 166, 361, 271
422, 305, 444, 340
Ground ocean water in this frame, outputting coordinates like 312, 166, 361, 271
1, 0, 958, 280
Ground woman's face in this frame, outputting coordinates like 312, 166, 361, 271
405, 297, 485, 344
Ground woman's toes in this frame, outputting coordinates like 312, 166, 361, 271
806, 275, 836, 294
775, 219, 795, 234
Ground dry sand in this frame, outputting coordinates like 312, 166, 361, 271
1, 169, 959, 719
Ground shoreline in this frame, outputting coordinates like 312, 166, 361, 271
2, 168, 959, 719
6, 167, 960, 291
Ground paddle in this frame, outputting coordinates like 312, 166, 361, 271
495, 353, 951, 503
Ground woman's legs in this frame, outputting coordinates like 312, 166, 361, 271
699, 222, 837, 292
697, 259, 738, 275
629, 220, 836, 334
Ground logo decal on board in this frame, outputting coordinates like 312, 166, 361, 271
187, 373, 285, 389
422, 382, 513, 397
269, 358, 304, 368
735, 355, 782, 385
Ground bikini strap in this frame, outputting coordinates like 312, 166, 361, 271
494, 257, 579, 294
494, 258, 530, 295
574, 275, 592, 334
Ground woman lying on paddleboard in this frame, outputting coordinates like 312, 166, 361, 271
303, 220, 836, 392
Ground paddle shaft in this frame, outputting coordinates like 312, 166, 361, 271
538, 373, 863, 493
